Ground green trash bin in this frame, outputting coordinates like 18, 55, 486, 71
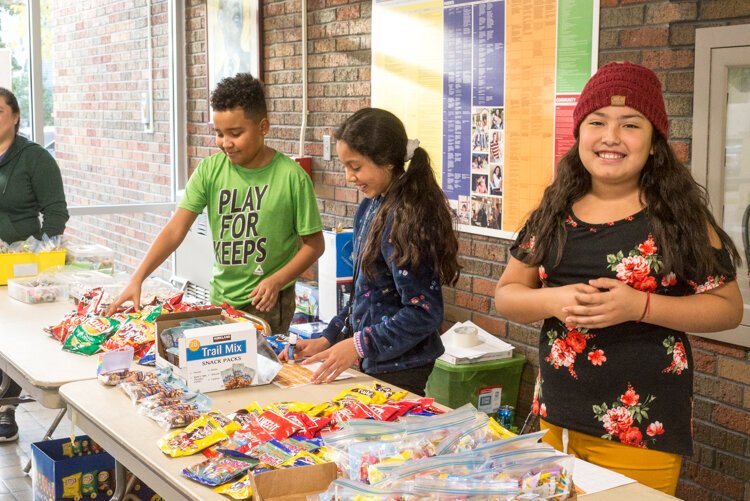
426, 353, 526, 413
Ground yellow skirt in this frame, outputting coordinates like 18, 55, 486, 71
540, 419, 682, 496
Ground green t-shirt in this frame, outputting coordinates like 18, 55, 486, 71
179, 151, 323, 306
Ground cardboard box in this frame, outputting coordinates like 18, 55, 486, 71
288, 321, 328, 339
31, 435, 115, 501
319, 229, 353, 322
155, 309, 258, 393
294, 280, 319, 318
0, 249, 66, 285
250, 462, 337, 501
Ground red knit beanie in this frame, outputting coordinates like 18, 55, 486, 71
573, 61, 668, 139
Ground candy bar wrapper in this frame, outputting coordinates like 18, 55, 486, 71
182, 455, 256, 487
158, 414, 230, 457
212, 473, 252, 499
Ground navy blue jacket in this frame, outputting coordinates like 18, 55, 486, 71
322, 196, 445, 374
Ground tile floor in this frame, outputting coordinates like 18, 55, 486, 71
0, 401, 75, 501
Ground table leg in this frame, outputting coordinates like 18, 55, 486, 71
110, 460, 136, 501
23, 406, 67, 473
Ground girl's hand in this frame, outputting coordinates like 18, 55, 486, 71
247, 277, 282, 312
547, 283, 601, 322
278, 337, 331, 363
303, 338, 360, 384
562, 277, 646, 328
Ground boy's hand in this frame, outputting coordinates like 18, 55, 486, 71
247, 277, 282, 312
105, 281, 142, 317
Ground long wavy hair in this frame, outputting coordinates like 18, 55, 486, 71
519, 134, 740, 279
335, 108, 461, 286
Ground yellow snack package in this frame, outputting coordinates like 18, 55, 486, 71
489, 416, 516, 439
213, 474, 253, 499
61, 472, 82, 499
372, 382, 408, 401
333, 385, 387, 405
157, 415, 229, 457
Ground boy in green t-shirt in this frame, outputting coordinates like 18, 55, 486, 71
107, 73, 324, 334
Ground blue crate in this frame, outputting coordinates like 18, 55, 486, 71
31, 436, 115, 501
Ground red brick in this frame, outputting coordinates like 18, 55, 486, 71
619, 26, 668, 48
692, 350, 717, 374
670, 141, 690, 163
472, 240, 506, 261
336, 5, 360, 20
642, 49, 694, 70
717, 357, 750, 386
471, 313, 507, 338
682, 460, 745, 499
334, 187, 358, 203
472, 276, 497, 297
454, 291, 490, 314
644, 2, 697, 24
700, 0, 750, 20
689, 336, 748, 358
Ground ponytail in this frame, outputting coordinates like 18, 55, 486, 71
362, 146, 461, 286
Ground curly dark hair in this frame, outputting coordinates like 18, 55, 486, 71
0, 87, 20, 133
210, 73, 267, 120
335, 108, 461, 286
518, 135, 740, 280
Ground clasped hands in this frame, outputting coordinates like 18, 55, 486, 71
557, 278, 646, 329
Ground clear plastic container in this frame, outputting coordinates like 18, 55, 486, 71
7, 277, 69, 304
65, 244, 115, 274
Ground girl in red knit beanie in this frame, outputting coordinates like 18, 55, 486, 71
495, 61, 742, 495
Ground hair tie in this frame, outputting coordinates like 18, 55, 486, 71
405, 138, 420, 161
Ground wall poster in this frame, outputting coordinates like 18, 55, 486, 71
372, 0, 599, 239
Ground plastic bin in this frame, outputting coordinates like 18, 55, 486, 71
7, 277, 69, 304
65, 244, 115, 274
31, 435, 115, 501
0, 250, 66, 285
425, 353, 526, 413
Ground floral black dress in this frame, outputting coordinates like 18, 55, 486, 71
510, 209, 736, 456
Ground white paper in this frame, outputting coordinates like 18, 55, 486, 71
572, 457, 636, 494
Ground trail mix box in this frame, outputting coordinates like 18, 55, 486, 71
155, 309, 258, 393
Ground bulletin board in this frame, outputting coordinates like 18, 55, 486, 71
372, 0, 599, 239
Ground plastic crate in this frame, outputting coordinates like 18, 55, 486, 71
31, 436, 115, 501
0, 250, 66, 285
7, 277, 69, 304
426, 353, 526, 413
65, 244, 115, 274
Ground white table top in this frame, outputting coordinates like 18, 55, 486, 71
0, 288, 99, 407
60, 377, 677, 501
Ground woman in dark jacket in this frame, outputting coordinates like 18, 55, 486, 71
0, 87, 68, 441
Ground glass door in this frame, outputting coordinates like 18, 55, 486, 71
693, 25, 750, 347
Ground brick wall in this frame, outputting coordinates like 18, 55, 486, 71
53, 0, 173, 276
185, 1, 750, 498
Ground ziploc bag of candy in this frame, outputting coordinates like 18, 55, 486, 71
145, 403, 203, 430
158, 414, 231, 457
374, 454, 488, 489
63, 315, 122, 356
212, 473, 252, 500
182, 455, 257, 487
96, 347, 134, 385
321, 421, 405, 483
410, 477, 523, 500
316, 478, 416, 501
434, 412, 501, 455
468, 454, 576, 499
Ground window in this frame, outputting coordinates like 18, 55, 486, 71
2, 0, 186, 278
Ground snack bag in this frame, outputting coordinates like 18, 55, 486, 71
158, 414, 230, 457
63, 315, 121, 355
